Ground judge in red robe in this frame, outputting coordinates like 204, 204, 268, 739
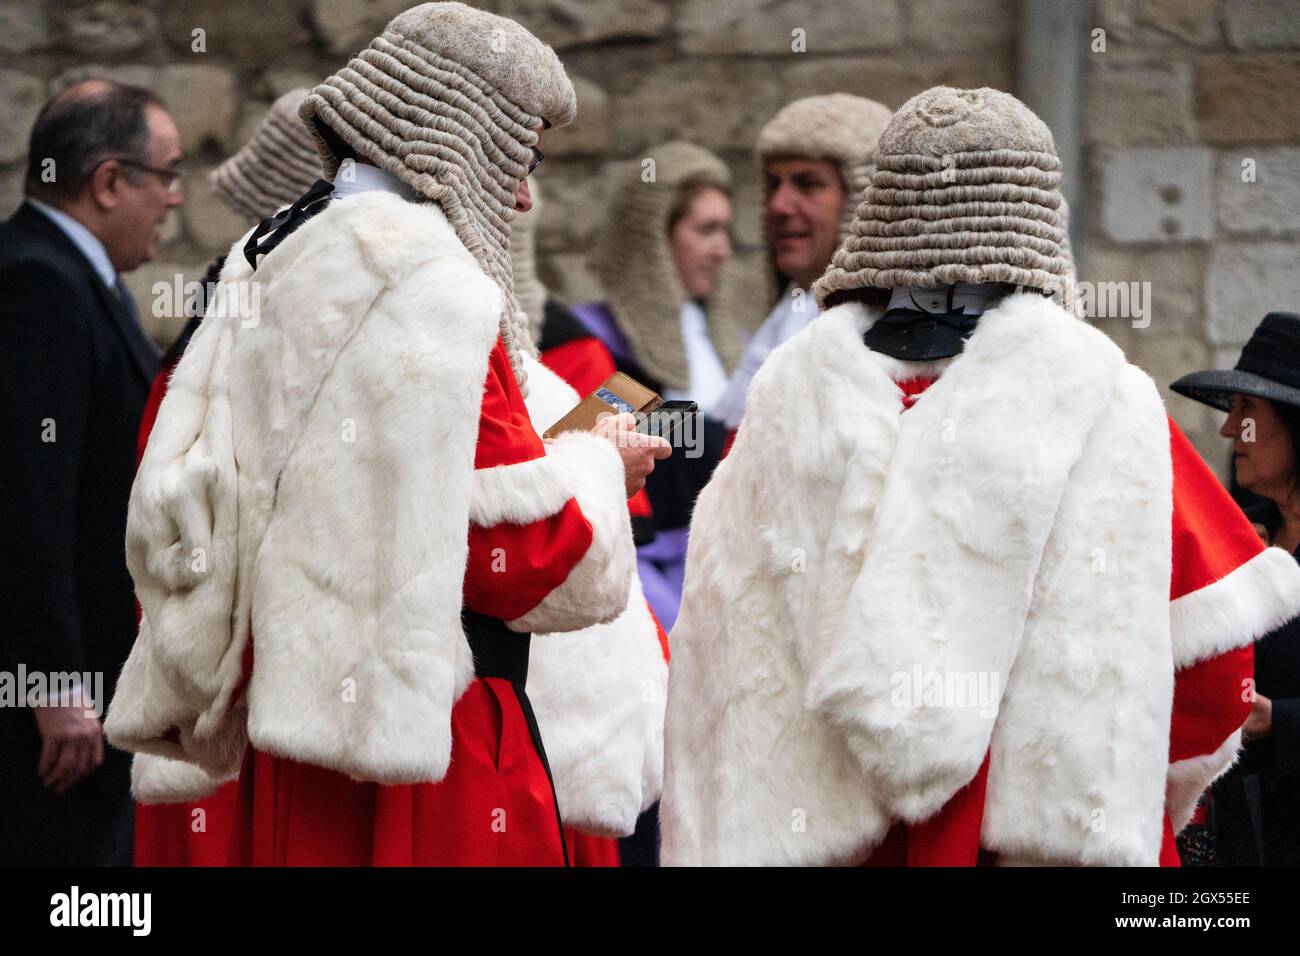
106, 3, 666, 867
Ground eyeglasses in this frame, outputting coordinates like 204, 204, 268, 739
527, 146, 544, 174
104, 157, 183, 193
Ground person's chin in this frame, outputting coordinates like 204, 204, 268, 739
774, 247, 808, 278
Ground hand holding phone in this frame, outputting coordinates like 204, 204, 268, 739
593, 413, 673, 498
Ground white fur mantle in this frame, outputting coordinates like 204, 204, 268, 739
521, 357, 668, 837
107, 192, 632, 793
662, 293, 1178, 866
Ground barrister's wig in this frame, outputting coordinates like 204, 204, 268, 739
299, 1, 577, 394
210, 88, 322, 221
588, 141, 747, 392
813, 87, 1074, 312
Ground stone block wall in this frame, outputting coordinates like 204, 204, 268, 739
3, 0, 1298, 468
1080, 0, 1300, 467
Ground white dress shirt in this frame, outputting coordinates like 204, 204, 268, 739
664, 300, 730, 414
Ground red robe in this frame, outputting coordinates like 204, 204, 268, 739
135, 336, 608, 866
861, 376, 1255, 866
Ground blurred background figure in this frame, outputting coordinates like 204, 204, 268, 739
1172, 312, 1300, 866
575, 141, 747, 637
0, 79, 181, 865
129, 86, 322, 868
713, 94, 893, 432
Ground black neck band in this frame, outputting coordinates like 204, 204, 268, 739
863, 308, 981, 360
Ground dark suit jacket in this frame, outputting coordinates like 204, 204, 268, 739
0, 200, 159, 865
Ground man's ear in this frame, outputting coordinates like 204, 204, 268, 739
87, 160, 125, 212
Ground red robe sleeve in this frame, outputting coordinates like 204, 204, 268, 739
540, 332, 663, 655
1162, 417, 1300, 861
465, 336, 634, 630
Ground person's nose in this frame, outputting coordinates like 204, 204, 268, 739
1220, 408, 1239, 439
767, 181, 799, 219
514, 177, 532, 213
716, 231, 732, 261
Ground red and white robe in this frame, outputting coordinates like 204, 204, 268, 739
108, 191, 636, 867
661, 293, 1300, 866
862, 376, 1259, 866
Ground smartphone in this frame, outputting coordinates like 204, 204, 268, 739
637, 400, 698, 447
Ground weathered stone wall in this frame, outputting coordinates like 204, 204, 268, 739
2, 0, 1297, 467
0, 0, 1018, 352
1080, 0, 1300, 466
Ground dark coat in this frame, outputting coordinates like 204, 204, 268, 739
1213, 525, 1300, 865
0, 200, 159, 865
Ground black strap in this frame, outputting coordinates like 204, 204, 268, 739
243, 179, 335, 270
460, 609, 570, 867
461, 609, 531, 683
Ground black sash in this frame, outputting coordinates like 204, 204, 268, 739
460, 609, 570, 866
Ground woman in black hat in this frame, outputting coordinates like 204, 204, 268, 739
1172, 311, 1300, 866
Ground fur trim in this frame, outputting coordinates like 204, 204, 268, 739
505, 430, 635, 634
521, 357, 667, 835
663, 293, 1175, 866
470, 455, 572, 526
105, 267, 248, 777
529, 589, 667, 835
1167, 728, 1243, 834
109, 193, 501, 785
131, 752, 235, 805
978, 362, 1173, 866
1170, 547, 1300, 669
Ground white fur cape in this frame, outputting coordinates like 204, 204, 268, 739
522, 357, 668, 837
662, 293, 1180, 866
106, 192, 633, 793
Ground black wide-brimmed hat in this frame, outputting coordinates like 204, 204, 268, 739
1171, 312, 1300, 413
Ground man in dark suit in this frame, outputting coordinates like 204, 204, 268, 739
0, 79, 182, 865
